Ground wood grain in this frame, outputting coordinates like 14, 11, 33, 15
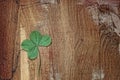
19, 0, 120, 80
0, 0, 120, 80
20, 26, 30, 80
0, 0, 19, 79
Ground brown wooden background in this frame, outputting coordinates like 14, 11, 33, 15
0, 0, 120, 80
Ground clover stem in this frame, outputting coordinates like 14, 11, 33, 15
38, 49, 41, 78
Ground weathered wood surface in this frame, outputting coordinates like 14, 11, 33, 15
0, 0, 20, 80
0, 0, 120, 80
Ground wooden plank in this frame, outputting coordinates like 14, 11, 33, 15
0, 0, 19, 79
0, 0, 119, 80
19, 0, 120, 80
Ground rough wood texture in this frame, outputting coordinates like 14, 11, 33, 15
19, 0, 120, 80
0, 0, 20, 80
0, 0, 120, 80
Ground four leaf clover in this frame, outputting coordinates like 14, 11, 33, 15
21, 31, 52, 60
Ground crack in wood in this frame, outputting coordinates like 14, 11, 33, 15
40, 0, 59, 4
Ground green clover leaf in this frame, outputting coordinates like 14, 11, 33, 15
39, 35, 52, 47
21, 31, 52, 60
27, 47, 39, 60
21, 39, 35, 51
30, 31, 42, 46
